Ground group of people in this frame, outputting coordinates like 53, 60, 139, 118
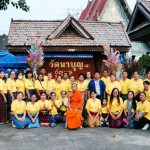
0, 67, 150, 130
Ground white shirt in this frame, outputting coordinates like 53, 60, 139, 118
95, 80, 100, 95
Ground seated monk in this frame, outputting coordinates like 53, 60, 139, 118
66, 83, 83, 129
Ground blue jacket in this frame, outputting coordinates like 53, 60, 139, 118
88, 79, 106, 101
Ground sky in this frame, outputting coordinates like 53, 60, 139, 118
0, 0, 137, 34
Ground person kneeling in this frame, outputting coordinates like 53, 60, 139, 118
38, 92, 51, 127
86, 91, 101, 128
135, 92, 150, 130
49, 92, 61, 127
26, 94, 40, 128
11, 92, 30, 129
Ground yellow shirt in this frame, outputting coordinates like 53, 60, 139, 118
47, 79, 56, 91
26, 102, 40, 114
44, 75, 48, 81
68, 81, 77, 92
86, 98, 101, 112
119, 79, 130, 94
62, 79, 70, 93
145, 89, 150, 102
6, 78, 16, 92
23, 75, 26, 83
137, 100, 150, 120
37, 99, 51, 110
144, 78, 150, 82
16, 79, 25, 95
107, 97, 124, 113
101, 106, 108, 114
58, 97, 68, 106
124, 100, 136, 113
49, 100, 60, 115
25, 79, 35, 89
0, 79, 7, 94
106, 81, 121, 99
84, 79, 91, 89
101, 77, 110, 86
54, 82, 64, 99
77, 81, 87, 92
34, 80, 46, 90
11, 99, 26, 114
128, 79, 144, 94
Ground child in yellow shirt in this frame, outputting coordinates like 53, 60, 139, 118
100, 99, 109, 127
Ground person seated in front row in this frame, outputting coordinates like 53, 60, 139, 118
86, 90, 101, 128
37, 92, 51, 127
107, 88, 124, 128
11, 92, 30, 129
135, 92, 150, 130
49, 92, 61, 127
100, 99, 109, 127
26, 94, 40, 128
123, 91, 137, 128
58, 90, 68, 122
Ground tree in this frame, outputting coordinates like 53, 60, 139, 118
0, 0, 30, 12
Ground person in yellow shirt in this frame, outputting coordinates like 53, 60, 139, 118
107, 88, 124, 128
101, 69, 110, 86
16, 71, 25, 95
106, 74, 121, 100
38, 92, 51, 127
11, 92, 30, 128
68, 75, 76, 92
40, 68, 48, 81
77, 73, 87, 101
128, 71, 144, 101
0, 70, 7, 123
26, 94, 40, 128
144, 70, 150, 82
62, 72, 70, 97
143, 81, 150, 102
135, 92, 150, 130
25, 71, 35, 101
119, 71, 130, 101
35, 73, 46, 100
84, 72, 92, 90
123, 91, 137, 128
86, 90, 101, 127
58, 90, 68, 122
100, 99, 109, 127
49, 92, 61, 127
6, 71, 17, 119
46, 72, 55, 97
54, 75, 64, 100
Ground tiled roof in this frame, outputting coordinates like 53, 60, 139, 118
8, 17, 131, 47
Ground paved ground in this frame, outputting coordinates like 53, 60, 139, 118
0, 123, 150, 150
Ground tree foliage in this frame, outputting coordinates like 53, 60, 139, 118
0, 0, 30, 12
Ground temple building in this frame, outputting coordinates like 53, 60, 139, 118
127, 0, 150, 49
7, 15, 131, 77
80, 0, 150, 59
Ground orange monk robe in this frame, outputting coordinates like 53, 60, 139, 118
66, 90, 83, 129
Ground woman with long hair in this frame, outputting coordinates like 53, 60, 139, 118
107, 88, 124, 128
123, 91, 137, 128
0, 70, 7, 123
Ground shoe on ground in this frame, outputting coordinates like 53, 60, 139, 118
12, 121, 16, 128
142, 123, 149, 130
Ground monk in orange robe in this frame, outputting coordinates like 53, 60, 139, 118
66, 83, 83, 129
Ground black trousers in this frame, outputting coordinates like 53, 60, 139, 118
134, 117, 150, 129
